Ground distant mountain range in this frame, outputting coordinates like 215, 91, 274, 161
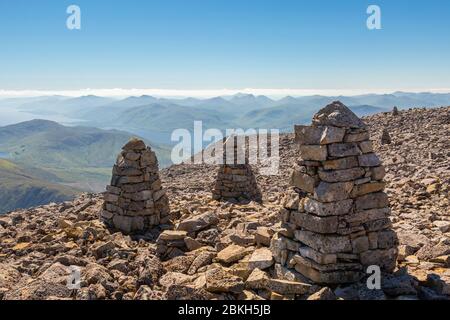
3, 92, 449, 144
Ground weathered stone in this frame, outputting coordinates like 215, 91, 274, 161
295, 231, 352, 254
294, 125, 323, 145
295, 262, 363, 284
177, 212, 219, 233
416, 240, 450, 261
328, 143, 361, 157
323, 156, 359, 170
370, 166, 386, 180
119, 175, 145, 184
166, 284, 215, 300
319, 167, 365, 183
255, 227, 274, 247
188, 251, 215, 275
293, 252, 362, 273
426, 274, 450, 296
351, 236, 370, 253
299, 247, 337, 265
122, 138, 147, 151
248, 248, 274, 270
307, 287, 336, 300
158, 230, 188, 241
382, 273, 417, 296
245, 268, 269, 289
360, 249, 398, 272
163, 255, 196, 274
112, 215, 144, 234
217, 244, 251, 264
377, 230, 398, 249
350, 182, 386, 197
320, 126, 346, 144
368, 232, 378, 249
358, 153, 381, 167
312, 101, 367, 129
314, 181, 353, 203
104, 193, 119, 203
355, 192, 389, 211
266, 279, 311, 295
124, 152, 140, 161
205, 268, 244, 294
304, 198, 353, 216
282, 190, 300, 210
364, 218, 392, 232
184, 237, 203, 251
141, 150, 157, 167
291, 212, 338, 234
106, 185, 121, 195
93, 241, 116, 259
299, 145, 328, 161
290, 170, 317, 193
345, 208, 390, 225
344, 131, 370, 142
229, 232, 255, 246
359, 140, 374, 153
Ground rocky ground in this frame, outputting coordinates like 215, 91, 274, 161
0, 106, 449, 300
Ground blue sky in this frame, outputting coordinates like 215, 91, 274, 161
0, 0, 449, 95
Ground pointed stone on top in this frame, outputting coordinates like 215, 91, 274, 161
122, 138, 146, 151
312, 101, 366, 129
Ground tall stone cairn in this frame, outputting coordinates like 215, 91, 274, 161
271, 101, 398, 284
101, 138, 170, 234
212, 136, 261, 202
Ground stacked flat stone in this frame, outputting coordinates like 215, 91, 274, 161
212, 136, 261, 202
272, 101, 398, 284
101, 138, 170, 234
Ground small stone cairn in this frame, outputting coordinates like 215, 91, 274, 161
380, 129, 392, 145
271, 101, 398, 284
101, 138, 170, 234
392, 106, 399, 116
212, 136, 261, 202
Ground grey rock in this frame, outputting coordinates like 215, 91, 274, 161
312, 101, 367, 129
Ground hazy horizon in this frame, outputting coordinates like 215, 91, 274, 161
2, 88, 450, 99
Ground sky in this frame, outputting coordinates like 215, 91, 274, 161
0, 0, 449, 97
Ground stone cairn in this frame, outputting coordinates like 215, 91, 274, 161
101, 138, 170, 234
271, 101, 398, 284
212, 135, 261, 202
392, 106, 399, 116
380, 129, 392, 145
